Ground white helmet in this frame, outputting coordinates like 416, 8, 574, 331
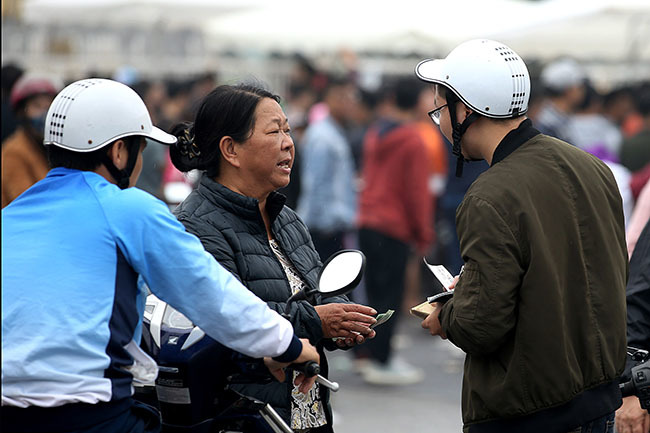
415, 39, 530, 118
44, 78, 176, 152
540, 58, 586, 93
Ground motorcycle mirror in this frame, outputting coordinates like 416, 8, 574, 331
317, 249, 365, 297
285, 250, 365, 311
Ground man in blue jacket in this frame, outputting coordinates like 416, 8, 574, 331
1, 78, 319, 433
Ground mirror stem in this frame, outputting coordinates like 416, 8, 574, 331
284, 289, 308, 315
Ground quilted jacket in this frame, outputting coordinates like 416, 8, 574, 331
174, 175, 348, 429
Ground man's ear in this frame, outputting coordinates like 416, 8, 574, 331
106, 140, 128, 170
219, 136, 240, 168
455, 101, 473, 123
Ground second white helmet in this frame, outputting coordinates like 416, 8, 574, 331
44, 78, 176, 152
415, 39, 530, 118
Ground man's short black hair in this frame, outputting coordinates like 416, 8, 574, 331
47, 135, 141, 171
394, 76, 425, 111
637, 86, 650, 117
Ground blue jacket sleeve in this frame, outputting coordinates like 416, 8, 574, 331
106, 190, 298, 359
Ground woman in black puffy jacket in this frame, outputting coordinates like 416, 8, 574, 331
170, 83, 377, 432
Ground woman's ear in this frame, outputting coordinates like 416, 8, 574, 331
219, 136, 240, 168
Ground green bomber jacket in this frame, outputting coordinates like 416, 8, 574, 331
439, 121, 628, 432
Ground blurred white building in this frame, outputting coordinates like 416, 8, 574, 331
2, 0, 649, 90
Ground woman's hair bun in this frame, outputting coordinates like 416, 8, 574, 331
170, 121, 201, 172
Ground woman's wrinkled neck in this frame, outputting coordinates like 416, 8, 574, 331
216, 173, 273, 238
215, 174, 268, 202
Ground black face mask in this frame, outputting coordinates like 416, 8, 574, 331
19, 114, 47, 145
28, 114, 47, 137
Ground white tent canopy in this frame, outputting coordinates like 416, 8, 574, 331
14, 0, 650, 84
22, 0, 252, 27
488, 3, 650, 62
21, 0, 650, 62
203, 0, 545, 55
203, 0, 650, 61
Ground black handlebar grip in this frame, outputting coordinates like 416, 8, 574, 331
620, 380, 636, 397
291, 361, 321, 377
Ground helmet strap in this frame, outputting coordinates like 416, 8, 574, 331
100, 139, 140, 190
447, 97, 479, 178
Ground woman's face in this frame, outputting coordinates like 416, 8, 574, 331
236, 97, 294, 196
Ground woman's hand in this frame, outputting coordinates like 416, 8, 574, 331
264, 338, 320, 394
314, 303, 377, 345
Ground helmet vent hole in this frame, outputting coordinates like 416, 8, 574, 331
446, 75, 450, 79
88, 140, 92, 144
141, 125, 144, 130
485, 107, 490, 111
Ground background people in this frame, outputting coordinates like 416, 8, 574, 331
1, 63, 24, 143
355, 76, 433, 385
1, 75, 57, 207
535, 57, 587, 142
620, 87, 650, 175
297, 76, 358, 261
563, 82, 622, 156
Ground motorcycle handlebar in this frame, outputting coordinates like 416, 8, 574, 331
620, 380, 636, 397
289, 361, 340, 392
228, 359, 340, 392
289, 361, 320, 377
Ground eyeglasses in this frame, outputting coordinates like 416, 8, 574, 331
428, 104, 448, 126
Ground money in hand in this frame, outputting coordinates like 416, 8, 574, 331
370, 309, 395, 329
331, 309, 395, 341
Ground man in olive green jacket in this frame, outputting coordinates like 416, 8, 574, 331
417, 40, 628, 433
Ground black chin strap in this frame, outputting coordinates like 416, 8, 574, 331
100, 140, 140, 189
448, 100, 479, 178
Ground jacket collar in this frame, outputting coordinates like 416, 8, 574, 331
491, 118, 540, 166
197, 175, 287, 224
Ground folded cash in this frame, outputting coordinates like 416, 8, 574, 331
331, 309, 395, 341
370, 309, 394, 329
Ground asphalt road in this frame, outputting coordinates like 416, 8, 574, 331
326, 317, 466, 433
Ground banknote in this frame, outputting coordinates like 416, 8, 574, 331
370, 309, 395, 329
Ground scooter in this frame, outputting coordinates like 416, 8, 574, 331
137, 249, 366, 432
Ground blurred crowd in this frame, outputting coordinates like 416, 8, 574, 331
2, 54, 649, 385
